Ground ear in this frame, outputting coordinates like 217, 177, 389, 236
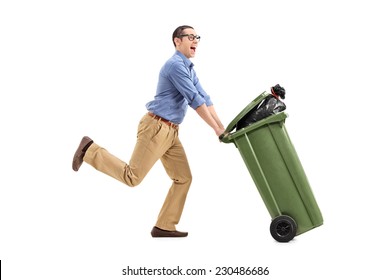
174, 37, 182, 47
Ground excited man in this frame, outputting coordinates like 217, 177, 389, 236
72, 25, 225, 237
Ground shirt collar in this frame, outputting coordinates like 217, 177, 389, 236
175, 50, 194, 69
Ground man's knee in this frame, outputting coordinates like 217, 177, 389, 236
124, 174, 144, 187
123, 165, 145, 187
176, 171, 192, 187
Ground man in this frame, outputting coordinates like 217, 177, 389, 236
72, 25, 225, 237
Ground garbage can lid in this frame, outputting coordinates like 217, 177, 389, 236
221, 91, 288, 143
224, 91, 269, 133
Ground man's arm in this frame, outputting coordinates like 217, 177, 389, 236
207, 105, 224, 130
195, 104, 225, 137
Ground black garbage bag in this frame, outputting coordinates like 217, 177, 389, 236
271, 84, 286, 99
237, 84, 286, 130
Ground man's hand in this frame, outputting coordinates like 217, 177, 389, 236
215, 127, 226, 138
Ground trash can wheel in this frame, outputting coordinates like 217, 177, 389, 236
270, 215, 297, 242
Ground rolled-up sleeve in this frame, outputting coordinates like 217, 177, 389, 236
193, 71, 213, 107
167, 62, 208, 109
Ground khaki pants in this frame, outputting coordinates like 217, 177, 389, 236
83, 113, 192, 231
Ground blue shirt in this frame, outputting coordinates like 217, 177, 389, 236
146, 51, 213, 124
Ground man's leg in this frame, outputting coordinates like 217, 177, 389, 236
154, 133, 192, 232
82, 114, 173, 186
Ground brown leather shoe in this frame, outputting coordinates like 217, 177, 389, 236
72, 136, 93, 171
151, 226, 188, 238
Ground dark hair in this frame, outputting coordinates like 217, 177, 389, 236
172, 25, 194, 47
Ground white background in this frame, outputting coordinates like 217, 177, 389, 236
1, 0, 389, 279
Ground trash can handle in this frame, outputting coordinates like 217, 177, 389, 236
219, 131, 233, 143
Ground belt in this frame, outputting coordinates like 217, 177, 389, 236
148, 112, 179, 129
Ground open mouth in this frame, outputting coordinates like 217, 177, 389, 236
190, 46, 196, 52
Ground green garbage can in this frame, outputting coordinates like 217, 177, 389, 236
220, 92, 323, 242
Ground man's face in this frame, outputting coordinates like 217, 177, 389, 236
175, 28, 200, 59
